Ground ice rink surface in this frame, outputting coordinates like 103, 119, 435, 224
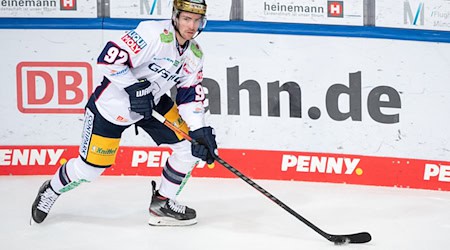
1, 176, 449, 250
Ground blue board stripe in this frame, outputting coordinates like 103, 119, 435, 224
1, 18, 450, 43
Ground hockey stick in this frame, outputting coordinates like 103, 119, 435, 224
151, 111, 371, 245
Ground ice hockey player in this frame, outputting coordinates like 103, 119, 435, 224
31, 0, 217, 226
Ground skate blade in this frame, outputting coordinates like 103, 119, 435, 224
148, 216, 197, 226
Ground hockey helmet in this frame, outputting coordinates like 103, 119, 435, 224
173, 0, 207, 16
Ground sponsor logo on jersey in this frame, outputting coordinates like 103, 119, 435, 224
183, 63, 192, 74
91, 146, 118, 156
193, 106, 203, 114
190, 43, 203, 58
160, 29, 174, 43
327, 1, 343, 18
153, 57, 180, 67
116, 116, 128, 122
60, 0, 77, 10
121, 30, 148, 54
110, 67, 129, 77
183, 57, 199, 74
148, 63, 181, 83
84, 135, 120, 166
196, 70, 203, 81
281, 154, 362, 175
171, 117, 185, 127
80, 108, 94, 159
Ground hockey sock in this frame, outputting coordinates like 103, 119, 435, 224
159, 141, 197, 199
50, 157, 105, 194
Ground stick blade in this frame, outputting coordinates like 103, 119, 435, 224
330, 232, 372, 244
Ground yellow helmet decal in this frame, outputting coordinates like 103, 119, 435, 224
173, 0, 207, 15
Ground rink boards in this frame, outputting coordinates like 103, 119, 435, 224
0, 17, 449, 192
1, 146, 449, 191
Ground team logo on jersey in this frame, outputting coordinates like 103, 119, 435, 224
121, 30, 148, 54
190, 43, 203, 58
160, 29, 174, 43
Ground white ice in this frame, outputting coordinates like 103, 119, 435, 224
1, 176, 450, 250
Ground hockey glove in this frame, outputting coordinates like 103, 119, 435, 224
124, 79, 155, 120
189, 126, 218, 164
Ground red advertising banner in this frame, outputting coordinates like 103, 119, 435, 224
0, 145, 449, 191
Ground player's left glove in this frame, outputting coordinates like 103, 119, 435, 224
189, 126, 218, 164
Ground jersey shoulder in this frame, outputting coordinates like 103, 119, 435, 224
188, 39, 204, 60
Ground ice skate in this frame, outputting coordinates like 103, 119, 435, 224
148, 181, 196, 226
31, 180, 59, 224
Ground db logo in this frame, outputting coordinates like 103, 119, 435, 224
60, 0, 77, 11
327, 1, 344, 18
16, 62, 93, 114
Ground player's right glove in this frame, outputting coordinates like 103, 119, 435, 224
124, 79, 155, 120
189, 126, 218, 164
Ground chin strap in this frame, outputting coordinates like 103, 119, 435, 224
192, 29, 203, 39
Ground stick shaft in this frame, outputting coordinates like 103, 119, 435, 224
151, 110, 371, 244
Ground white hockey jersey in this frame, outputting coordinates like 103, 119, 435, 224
95, 19, 206, 130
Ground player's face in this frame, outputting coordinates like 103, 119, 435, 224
176, 11, 203, 42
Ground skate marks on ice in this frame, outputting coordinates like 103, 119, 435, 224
1, 176, 450, 249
